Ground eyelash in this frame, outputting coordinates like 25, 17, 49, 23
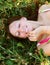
18, 24, 20, 28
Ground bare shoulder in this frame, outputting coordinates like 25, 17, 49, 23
39, 4, 50, 13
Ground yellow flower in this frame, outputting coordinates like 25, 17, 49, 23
41, 59, 50, 65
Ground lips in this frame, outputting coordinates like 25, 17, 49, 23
37, 37, 50, 46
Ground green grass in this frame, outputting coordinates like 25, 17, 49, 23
0, 0, 50, 65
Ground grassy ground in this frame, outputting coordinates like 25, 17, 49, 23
0, 0, 50, 65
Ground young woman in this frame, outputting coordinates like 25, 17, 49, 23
9, 4, 50, 56
29, 4, 50, 56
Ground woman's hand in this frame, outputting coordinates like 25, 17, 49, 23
28, 26, 45, 41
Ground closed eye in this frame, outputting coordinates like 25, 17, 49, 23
17, 24, 20, 35
18, 24, 20, 28
26, 25, 27, 28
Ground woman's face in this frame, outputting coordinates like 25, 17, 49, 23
9, 17, 33, 38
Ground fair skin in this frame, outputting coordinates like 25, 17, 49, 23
9, 4, 50, 56
29, 4, 50, 56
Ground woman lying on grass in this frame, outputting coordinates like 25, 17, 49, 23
9, 3, 50, 56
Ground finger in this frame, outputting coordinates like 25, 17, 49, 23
28, 36, 37, 41
28, 31, 34, 36
28, 31, 39, 41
